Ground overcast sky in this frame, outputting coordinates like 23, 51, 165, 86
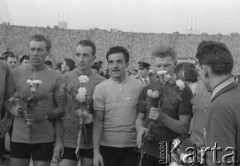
1, 0, 240, 34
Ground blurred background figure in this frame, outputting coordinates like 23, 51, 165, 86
45, 60, 53, 69
126, 70, 132, 76
0, 54, 3, 60
55, 62, 62, 72
183, 68, 198, 94
61, 58, 75, 74
133, 68, 138, 77
103, 67, 110, 79
175, 63, 195, 80
175, 63, 198, 94
19, 55, 30, 67
3, 51, 18, 69
136, 61, 151, 85
91, 63, 99, 74
98, 61, 104, 76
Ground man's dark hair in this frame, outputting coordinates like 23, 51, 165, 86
196, 41, 233, 75
91, 64, 99, 72
77, 40, 96, 56
64, 58, 75, 71
151, 46, 176, 60
55, 62, 62, 71
174, 62, 196, 75
3, 51, 18, 61
106, 46, 130, 63
30, 34, 52, 51
183, 68, 198, 83
20, 55, 30, 64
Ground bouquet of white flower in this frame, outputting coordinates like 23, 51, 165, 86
139, 71, 186, 166
66, 75, 93, 157
9, 78, 43, 140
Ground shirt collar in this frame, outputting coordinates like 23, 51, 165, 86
211, 76, 235, 100
29, 64, 46, 71
75, 68, 92, 77
111, 76, 129, 84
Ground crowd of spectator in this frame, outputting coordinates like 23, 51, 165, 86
1, 24, 240, 75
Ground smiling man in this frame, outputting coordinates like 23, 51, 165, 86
92, 46, 144, 166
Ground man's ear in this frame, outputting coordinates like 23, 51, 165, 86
67, 66, 70, 71
203, 65, 210, 78
126, 62, 129, 67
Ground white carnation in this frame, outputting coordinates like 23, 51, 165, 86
76, 109, 83, 116
147, 89, 159, 98
176, 79, 185, 90
26, 79, 33, 84
76, 94, 85, 102
157, 70, 167, 76
26, 79, 34, 86
79, 75, 89, 84
30, 86, 36, 92
85, 113, 94, 124
147, 89, 153, 97
76, 87, 87, 102
164, 74, 171, 79
172, 138, 181, 150
78, 87, 87, 95
32, 80, 43, 85
152, 90, 159, 98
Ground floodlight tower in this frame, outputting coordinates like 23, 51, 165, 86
0, 0, 12, 24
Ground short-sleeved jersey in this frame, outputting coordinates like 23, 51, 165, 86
11, 65, 65, 144
63, 69, 105, 149
93, 76, 144, 147
138, 80, 193, 158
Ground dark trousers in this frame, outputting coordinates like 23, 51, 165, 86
100, 146, 137, 166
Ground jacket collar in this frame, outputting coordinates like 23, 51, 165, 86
211, 82, 239, 102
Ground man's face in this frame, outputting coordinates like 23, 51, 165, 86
29, 40, 48, 67
138, 68, 149, 78
61, 61, 68, 73
108, 52, 128, 80
75, 45, 96, 70
6, 57, 18, 69
153, 56, 175, 75
21, 59, 30, 67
